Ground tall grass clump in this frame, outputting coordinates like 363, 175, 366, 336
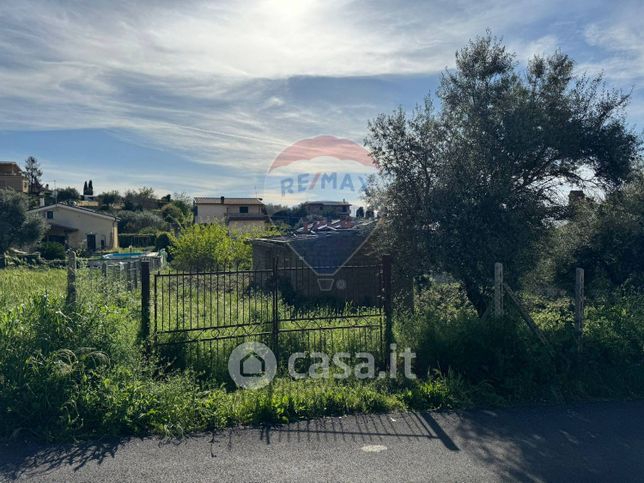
0, 290, 224, 440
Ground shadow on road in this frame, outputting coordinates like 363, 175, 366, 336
0, 437, 126, 480
449, 401, 644, 481
224, 411, 459, 451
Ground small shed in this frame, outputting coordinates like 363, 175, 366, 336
250, 225, 381, 306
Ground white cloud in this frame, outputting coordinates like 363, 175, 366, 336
0, 0, 641, 194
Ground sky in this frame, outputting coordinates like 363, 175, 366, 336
0, 0, 643, 199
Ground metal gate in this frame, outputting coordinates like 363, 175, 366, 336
147, 257, 392, 376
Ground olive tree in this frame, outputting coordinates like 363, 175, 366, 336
366, 34, 641, 314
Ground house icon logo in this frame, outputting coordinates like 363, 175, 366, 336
241, 352, 265, 377
228, 342, 277, 389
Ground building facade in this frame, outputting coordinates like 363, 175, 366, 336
0, 162, 29, 193
302, 200, 351, 218
195, 196, 268, 232
29, 204, 119, 251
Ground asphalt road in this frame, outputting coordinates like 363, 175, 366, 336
1, 401, 643, 482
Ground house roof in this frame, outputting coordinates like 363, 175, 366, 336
251, 229, 374, 272
0, 162, 24, 175
29, 203, 118, 221
195, 197, 264, 205
302, 200, 351, 206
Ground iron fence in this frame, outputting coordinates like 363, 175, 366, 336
146, 257, 392, 377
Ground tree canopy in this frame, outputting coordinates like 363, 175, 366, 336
24, 156, 43, 194
0, 189, 47, 254
56, 187, 81, 204
365, 34, 642, 314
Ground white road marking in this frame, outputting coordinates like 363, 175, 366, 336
361, 445, 387, 453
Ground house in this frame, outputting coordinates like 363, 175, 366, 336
28, 203, 119, 251
302, 200, 351, 218
195, 196, 268, 232
250, 222, 381, 305
0, 162, 29, 193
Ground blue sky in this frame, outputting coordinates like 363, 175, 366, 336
0, 0, 642, 197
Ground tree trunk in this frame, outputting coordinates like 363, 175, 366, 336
462, 277, 487, 317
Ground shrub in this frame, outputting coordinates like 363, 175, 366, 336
155, 231, 172, 252
169, 222, 278, 271
39, 241, 66, 260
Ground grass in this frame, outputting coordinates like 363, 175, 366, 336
0, 268, 642, 441
0, 268, 66, 309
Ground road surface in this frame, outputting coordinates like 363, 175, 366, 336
1, 401, 643, 482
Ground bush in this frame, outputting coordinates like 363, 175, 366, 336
155, 231, 172, 252
169, 222, 278, 271
39, 241, 66, 260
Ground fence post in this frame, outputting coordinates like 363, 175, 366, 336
494, 262, 504, 318
271, 257, 279, 364
575, 268, 584, 353
382, 255, 393, 369
66, 250, 77, 306
126, 261, 132, 290
140, 260, 151, 354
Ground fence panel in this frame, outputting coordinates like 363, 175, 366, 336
151, 259, 388, 378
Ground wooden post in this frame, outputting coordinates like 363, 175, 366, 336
382, 255, 393, 369
494, 262, 504, 318
504, 283, 550, 348
575, 268, 584, 353
66, 250, 77, 306
140, 260, 151, 353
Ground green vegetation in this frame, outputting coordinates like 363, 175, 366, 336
397, 283, 644, 404
169, 222, 279, 271
0, 284, 459, 440
365, 34, 641, 315
0, 268, 66, 309
38, 241, 66, 260
0, 188, 46, 254
0, 268, 641, 441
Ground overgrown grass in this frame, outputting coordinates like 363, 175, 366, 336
397, 283, 644, 404
0, 268, 66, 309
1, 270, 642, 442
0, 291, 466, 441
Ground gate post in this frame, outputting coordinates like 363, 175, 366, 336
271, 257, 279, 365
140, 260, 151, 354
382, 255, 393, 369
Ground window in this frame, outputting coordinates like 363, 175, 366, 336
46, 210, 54, 219
239, 206, 249, 213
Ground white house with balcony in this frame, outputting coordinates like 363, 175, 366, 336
194, 196, 268, 232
